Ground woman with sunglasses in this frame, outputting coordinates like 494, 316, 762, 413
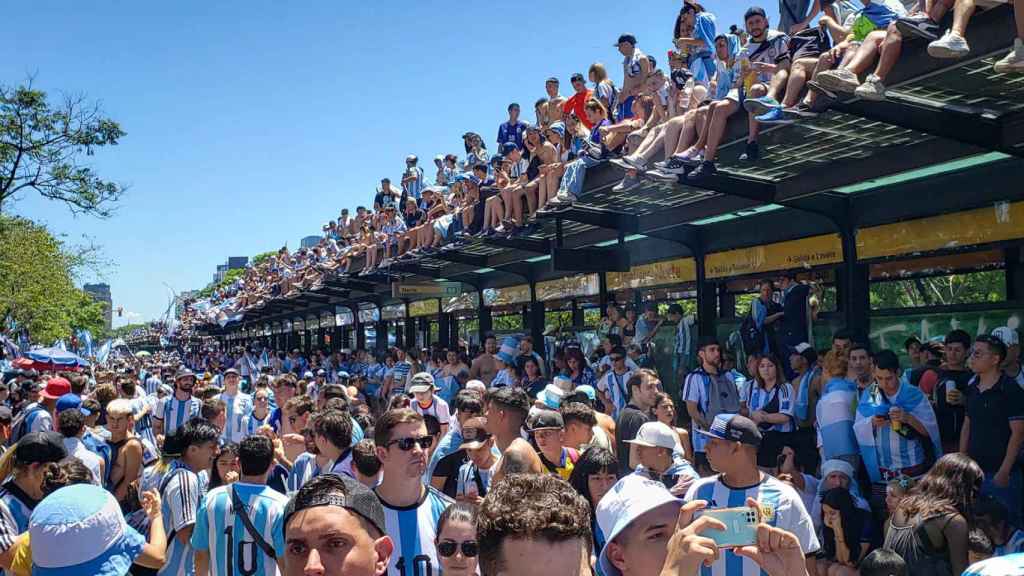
435, 502, 479, 576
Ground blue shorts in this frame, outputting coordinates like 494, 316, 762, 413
617, 96, 636, 121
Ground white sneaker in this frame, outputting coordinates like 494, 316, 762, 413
854, 75, 887, 101
995, 40, 1024, 74
928, 30, 970, 59
815, 68, 861, 94
624, 155, 646, 170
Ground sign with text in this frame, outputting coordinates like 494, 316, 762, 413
392, 282, 463, 299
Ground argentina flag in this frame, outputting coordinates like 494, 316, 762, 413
854, 381, 942, 484
815, 377, 859, 460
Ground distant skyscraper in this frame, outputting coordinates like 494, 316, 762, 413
83, 283, 112, 330
300, 235, 321, 249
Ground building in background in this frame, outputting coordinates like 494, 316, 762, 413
300, 235, 321, 249
83, 283, 112, 331
213, 257, 249, 283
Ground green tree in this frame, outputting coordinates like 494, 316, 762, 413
251, 251, 276, 266
196, 267, 246, 299
0, 82, 126, 216
869, 271, 1005, 310
0, 215, 107, 342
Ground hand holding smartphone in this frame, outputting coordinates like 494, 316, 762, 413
702, 506, 761, 548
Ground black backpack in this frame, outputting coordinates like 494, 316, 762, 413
740, 313, 764, 355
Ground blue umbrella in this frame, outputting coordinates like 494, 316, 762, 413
25, 346, 90, 368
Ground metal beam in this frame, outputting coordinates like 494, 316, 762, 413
536, 205, 640, 233
429, 250, 490, 268
479, 235, 551, 254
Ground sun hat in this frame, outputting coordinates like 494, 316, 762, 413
574, 384, 597, 402
30, 483, 146, 576
536, 383, 568, 409
408, 372, 437, 394
496, 336, 519, 365
40, 378, 70, 401
597, 474, 682, 576
625, 422, 682, 451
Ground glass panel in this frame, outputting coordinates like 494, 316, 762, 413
869, 270, 1007, 310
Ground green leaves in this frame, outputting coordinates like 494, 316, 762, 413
0, 81, 126, 218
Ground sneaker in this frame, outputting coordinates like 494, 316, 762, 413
806, 79, 837, 100
994, 40, 1024, 74
786, 103, 819, 118
854, 74, 887, 101
685, 160, 717, 183
928, 30, 970, 59
678, 148, 703, 165
754, 106, 794, 125
660, 156, 690, 175
743, 96, 781, 116
895, 14, 941, 41
738, 141, 759, 162
624, 155, 646, 170
652, 159, 670, 170
647, 168, 683, 182
609, 158, 633, 170
814, 68, 861, 94
612, 172, 642, 193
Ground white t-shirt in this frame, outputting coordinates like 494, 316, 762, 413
413, 396, 451, 425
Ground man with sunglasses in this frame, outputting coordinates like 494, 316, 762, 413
374, 408, 452, 576
598, 346, 636, 419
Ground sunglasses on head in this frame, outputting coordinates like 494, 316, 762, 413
438, 540, 479, 558
387, 435, 434, 451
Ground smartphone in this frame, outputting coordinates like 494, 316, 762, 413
702, 507, 760, 548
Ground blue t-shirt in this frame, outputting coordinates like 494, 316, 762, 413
191, 482, 288, 576
376, 486, 453, 576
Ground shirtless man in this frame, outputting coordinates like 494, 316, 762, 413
105, 398, 151, 505
470, 334, 499, 386
485, 387, 545, 483
542, 77, 566, 128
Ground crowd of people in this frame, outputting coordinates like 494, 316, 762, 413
179, 0, 1024, 338
2, 287, 1024, 575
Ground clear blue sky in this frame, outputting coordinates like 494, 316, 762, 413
3, 1, 774, 327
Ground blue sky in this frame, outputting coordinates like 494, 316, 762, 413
3, 1, 773, 326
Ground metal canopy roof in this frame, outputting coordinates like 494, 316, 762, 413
221, 4, 1024, 331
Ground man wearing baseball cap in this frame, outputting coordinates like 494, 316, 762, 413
529, 410, 578, 480
684, 414, 819, 574
9, 377, 67, 441
282, 473, 393, 576
154, 368, 201, 438
626, 421, 698, 495
409, 372, 451, 437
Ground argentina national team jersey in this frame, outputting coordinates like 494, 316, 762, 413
191, 482, 288, 576
145, 375, 163, 396
376, 486, 453, 576
963, 553, 1024, 576
133, 395, 159, 447
996, 528, 1024, 556
287, 452, 320, 494
598, 369, 634, 419
745, 382, 796, 433
683, 370, 714, 453
0, 482, 34, 543
159, 395, 202, 436
684, 474, 819, 576
241, 412, 272, 439
220, 392, 253, 444
160, 461, 205, 576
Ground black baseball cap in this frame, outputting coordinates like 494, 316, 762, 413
570, 73, 585, 83
284, 474, 386, 537
615, 34, 637, 46
696, 414, 762, 447
697, 335, 720, 350
745, 6, 768, 20
15, 431, 68, 464
528, 409, 564, 431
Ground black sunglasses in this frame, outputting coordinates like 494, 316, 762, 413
387, 435, 434, 451
437, 540, 479, 558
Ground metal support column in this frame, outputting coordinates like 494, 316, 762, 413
695, 252, 717, 341
355, 318, 366, 351
438, 312, 452, 349
838, 225, 870, 342
375, 320, 388, 354
598, 271, 609, 313
718, 284, 736, 319
530, 283, 545, 357
478, 292, 493, 342
1006, 247, 1024, 303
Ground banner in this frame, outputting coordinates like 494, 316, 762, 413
705, 234, 843, 279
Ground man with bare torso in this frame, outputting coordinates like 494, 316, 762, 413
470, 334, 499, 386
542, 77, 566, 128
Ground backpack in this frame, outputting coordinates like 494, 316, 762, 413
8, 404, 46, 447
739, 313, 764, 356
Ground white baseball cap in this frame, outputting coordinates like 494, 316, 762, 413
992, 326, 1020, 347
624, 421, 682, 452
596, 474, 682, 576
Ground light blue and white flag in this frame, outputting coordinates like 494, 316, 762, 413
816, 377, 859, 460
854, 380, 942, 484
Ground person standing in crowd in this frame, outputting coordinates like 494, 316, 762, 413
154, 369, 201, 439
935, 330, 973, 454
158, 419, 220, 576
434, 503, 478, 576
993, 326, 1024, 385
484, 387, 545, 480
625, 421, 698, 495
615, 369, 660, 475
105, 398, 150, 504
478, 473, 593, 576
652, 392, 692, 462
268, 375, 297, 434
567, 446, 619, 557
667, 304, 692, 390
751, 279, 784, 357
883, 453, 981, 576
57, 408, 104, 484
241, 387, 272, 439
741, 354, 796, 472
470, 334, 499, 386
497, 103, 527, 150
962, 334, 1024, 526
683, 336, 741, 475
0, 431, 67, 559
614, 33, 652, 121
409, 372, 450, 438
491, 337, 521, 389
427, 390, 484, 493
790, 342, 821, 471
529, 409, 578, 481
9, 378, 67, 442
218, 368, 253, 445
776, 274, 814, 369
454, 417, 497, 503
281, 473, 393, 576
685, 414, 820, 575
192, 435, 288, 576
598, 345, 635, 419
313, 409, 354, 479
372, 409, 451, 576
817, 351, 860, 468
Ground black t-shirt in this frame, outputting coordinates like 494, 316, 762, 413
432, 449, 466, 498
934, 368, 973, 445
404, 209, 424, 228
965, 374, 1024, 472
781, 284, 811, 346
616, 403, 651, 474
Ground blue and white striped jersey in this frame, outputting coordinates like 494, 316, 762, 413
219, 391, 253, 444
597, 369, 635, 419
963, 553, 1024, 576
20, 402, 52, 435
159, 461, 205, 576
287, 452, 319, 494
744, 382, 796, 433
145, 375, 163, 396
191, 482, 288, 576
376, 486, 453, 576
132, 394, 159, 447
389, 361, 413, 396
240, 412, 272, 439
684, 474, 820, 576
157, 395, 201, 436
0, 481, 34, 548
